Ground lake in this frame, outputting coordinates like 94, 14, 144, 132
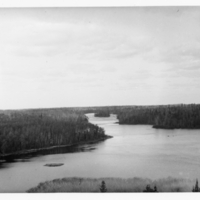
0, 113, 200, 192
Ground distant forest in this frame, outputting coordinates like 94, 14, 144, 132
83, 104, 200, 129
116, 104, 200, 129
95, 110, 110, 117
0, 104, 200, 156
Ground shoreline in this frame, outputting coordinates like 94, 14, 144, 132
0, 135, 113, 160
118, 122, 200, 130
152, 125, 200, 129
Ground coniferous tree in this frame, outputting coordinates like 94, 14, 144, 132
100, 181, 107, 192
143, 185, 158, 192
192, 179, 199, 192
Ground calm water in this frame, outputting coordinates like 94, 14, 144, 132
1, 113, 200, 192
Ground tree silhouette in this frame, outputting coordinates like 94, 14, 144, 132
143, 185, 158, 192
100, 181, 107, 192
192, 179, 199, 192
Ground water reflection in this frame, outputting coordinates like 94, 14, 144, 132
0, 144, 97, 164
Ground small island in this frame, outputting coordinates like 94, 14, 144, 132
44, 163, 64, 167
94, 111, 110, 117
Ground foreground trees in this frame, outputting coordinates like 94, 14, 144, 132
192, 179, 200, 192
100, 181, 107, 192
143, 185, 158, 192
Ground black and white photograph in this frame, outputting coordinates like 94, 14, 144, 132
1, 4, 200, 195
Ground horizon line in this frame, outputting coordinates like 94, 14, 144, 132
0, 103, 199, 111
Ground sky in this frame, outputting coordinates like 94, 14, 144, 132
0, 7, 200, 109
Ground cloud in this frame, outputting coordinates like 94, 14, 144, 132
119, 70, 151, 81
182, 65, 200, 71
0, 10, 155, 62
2, 8, 200, 109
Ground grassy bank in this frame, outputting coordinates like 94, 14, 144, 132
27, 177, 194, 192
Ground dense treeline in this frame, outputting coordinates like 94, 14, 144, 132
117, 104, 200, 129
1, 103, 200, 156
0, 109, 107, 155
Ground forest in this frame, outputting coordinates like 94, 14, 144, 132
0, 108, 108, 156
1, 103, 200, 157
72, 104, 200, 129
116, 104, 200, 129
